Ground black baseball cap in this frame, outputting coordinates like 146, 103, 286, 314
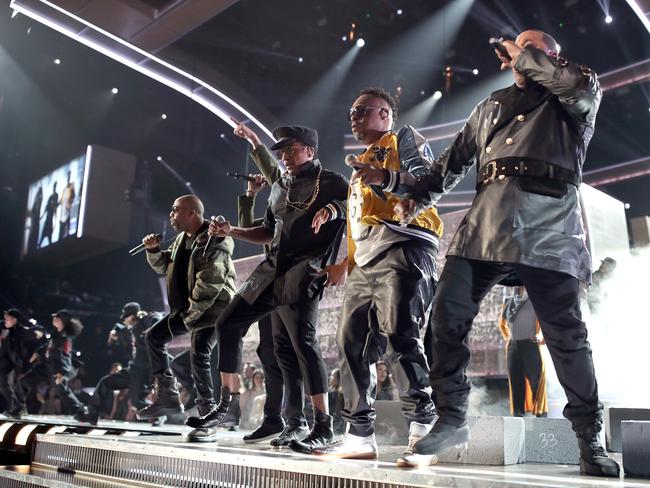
4, 309, 27, 323
120, 302, 141, 320
51, 309, 72, 321
270, 126, 318, 153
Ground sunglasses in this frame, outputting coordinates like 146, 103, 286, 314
275, 144, 308, 158
347, 105, 390, 121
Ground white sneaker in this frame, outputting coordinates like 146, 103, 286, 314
314, 433, 378, 460
396, 421, 436, 468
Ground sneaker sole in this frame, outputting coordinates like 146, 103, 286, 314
396, 454, 439, 468
187, 431, 219, 443
243, 431, 284, 443
315, 451, 378, 461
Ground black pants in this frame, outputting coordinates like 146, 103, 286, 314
145, 313, 218, 407
339, 243, 438, 436
257, 314, 291, 423
218, 286, 325, 414
89, 363, 151, 415
431, 256, 601, 432
507, 339, 543, 416
170, 349, 221, 406
15, 363, 84, 414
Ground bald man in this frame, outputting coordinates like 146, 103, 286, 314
395, 30, 619, 476
137, 195, 237, 443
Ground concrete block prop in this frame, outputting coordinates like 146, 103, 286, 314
622, 420, 650, 477
524, 417, 579, 464
606, 407, 650, 452
437, 416, 525, 465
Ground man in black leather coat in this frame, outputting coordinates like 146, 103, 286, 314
395, 30, 618, 476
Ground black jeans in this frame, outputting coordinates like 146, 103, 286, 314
145, 313, 218, 407
89, 363, 151, 414
257, 314, 290, 423
431, 256, 601, 432
15, 363, 84, 414
338, 242, 438, 436
218, 286, 326, 416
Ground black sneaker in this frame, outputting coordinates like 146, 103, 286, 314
185, 403, 217, 428
243, 420, 285, 443
74, 407, 99, 425
187, 427, 219, 443
289, 411, 334, 454
6, 407, 25, 419
578, 429, 620, 477
137, 399, 183, 420
270, 423, 310, 447
187, 402, 229, 429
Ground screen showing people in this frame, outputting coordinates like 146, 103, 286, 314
22, 153, 86, 255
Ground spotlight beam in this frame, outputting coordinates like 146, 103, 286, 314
626, 0, 650, 34
10, 0, 276, 145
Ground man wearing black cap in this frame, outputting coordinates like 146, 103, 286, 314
0, 309, 47, 416
76, 302, 162, 424
203, 124, 348, 452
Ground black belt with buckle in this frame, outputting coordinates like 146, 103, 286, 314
477, 157, 580, 187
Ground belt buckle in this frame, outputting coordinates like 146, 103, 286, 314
484, 161, 497, 184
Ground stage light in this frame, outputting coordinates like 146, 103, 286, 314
53, 58, 61, 64
298, 57, 304, 63
420, 90, 426, 95
341, 35, 347, 41
625, 203, 631, 209
472, 68, 479, 75
356, 38, 365, 48
161, 113, 167, 120
111, 87, 118, 94
0, 422, 15, 442
15, 424, 39, 446
605, 15, 613, 23
156, 156, 163, 162
433, 90, 443, 100
396, 9, 403, 15
220, 133, 225, 139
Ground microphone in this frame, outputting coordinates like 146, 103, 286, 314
129, 234, 162, 256
345, 154, 387, 201
203, 215, 226, 258
489, 37, 511, 61
226, 172, 255, 182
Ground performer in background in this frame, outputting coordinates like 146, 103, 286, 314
136, 195, 237, 444
309, 87, 440, 465
206, 125, 348, 453
40, 181, 59, 247
27, 186, 43, 253
14, 310, 85, 417
231, 121, 310, 446
498, 287, 548, 418
58, 170, 75, 239
77, 302, 162, 425
395, 30, 619, 476
0, 309, 47, 416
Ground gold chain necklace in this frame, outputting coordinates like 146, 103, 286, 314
285, 166, 322, 211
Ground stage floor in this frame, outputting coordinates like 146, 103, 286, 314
2, 415, 649, 487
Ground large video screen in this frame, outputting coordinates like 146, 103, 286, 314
22, 152, 87, 256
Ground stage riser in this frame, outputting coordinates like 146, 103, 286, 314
524, 417, 579, 465
437, 416, 525, 465
622, 421, 650, 478
606, 407, 650, 452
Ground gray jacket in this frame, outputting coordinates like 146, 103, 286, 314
404, 47, 601, 282
146, 223, 237, 330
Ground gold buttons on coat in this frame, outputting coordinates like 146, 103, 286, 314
506, 137, 514, 145
517, 114, 525, 122
486, 146, 492, 153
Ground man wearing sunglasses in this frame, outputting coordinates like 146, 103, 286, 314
394, 30, 618, 476
202, 126, 349, 453
307, 87, 441, 465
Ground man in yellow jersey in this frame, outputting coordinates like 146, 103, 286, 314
307, 87, 441, 466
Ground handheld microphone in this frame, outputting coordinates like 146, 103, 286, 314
129, 234, 162, 256
203, 215, 226, 258
226, 172, 255, 182
489, 37, 511, 61
345, 154, 388, 201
